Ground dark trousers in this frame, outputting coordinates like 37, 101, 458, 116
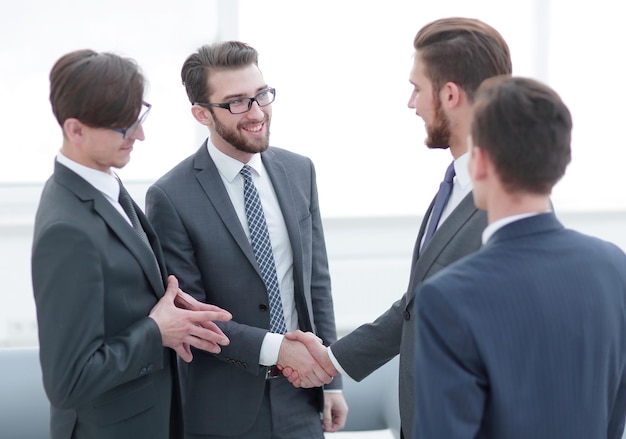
185, 377, 323, 439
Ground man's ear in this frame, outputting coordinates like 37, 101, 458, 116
62, 118, 85, 143
191, 105, 213, 127
470, 143, 489, 183
440, 82, 463, 110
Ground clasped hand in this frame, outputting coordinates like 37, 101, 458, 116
276, 330, 339, 388
149, 275, 232, 362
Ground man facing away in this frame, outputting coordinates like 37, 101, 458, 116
145, 41, 347, 438
283, 17, 512, 439
413, 76, 626, 438
31, 49, 232, 439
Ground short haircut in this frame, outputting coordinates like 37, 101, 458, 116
49, 49, 144, 130
181, 41, 259, 104
414, 17, 512, 102
471, 76, 572, 194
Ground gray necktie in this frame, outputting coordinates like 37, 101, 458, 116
240, 165, 287, 334
118, 180, 151, 248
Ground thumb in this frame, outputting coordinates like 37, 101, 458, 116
164, 275, 179, 299
284, 330, 305, 341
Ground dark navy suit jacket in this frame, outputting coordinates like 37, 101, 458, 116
413, 212, 626, 438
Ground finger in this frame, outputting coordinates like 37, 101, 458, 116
322, 402, 333, 432
187, 309, 233, 324
174, 344, 193, 363
312, 367, 333, 386
176, 291, 233, 318
186, 335, 222, 354
194, 320, 229, 341
189, 324, 230, 346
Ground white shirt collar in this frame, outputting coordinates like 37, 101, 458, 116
482, 212, 545, 244
452, 152, 471, 192
56, 152, 120, 200
206, 140, 265, 181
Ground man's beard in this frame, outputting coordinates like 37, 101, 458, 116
213, 114, 271, 154
425, 95, 451, 150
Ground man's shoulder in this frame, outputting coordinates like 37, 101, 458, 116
265, 146, 312, 164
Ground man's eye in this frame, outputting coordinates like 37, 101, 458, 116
229, 99, 244, 106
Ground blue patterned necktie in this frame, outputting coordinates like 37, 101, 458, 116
422, 162, 456, 250
240, 165, 287, 334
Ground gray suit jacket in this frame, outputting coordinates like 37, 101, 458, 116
414, 213, 626, 438
145, 142, 340, 436
31, 162, 181, 439
331, 191, 487, 439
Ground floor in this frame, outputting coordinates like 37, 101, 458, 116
325, 430, 396, 438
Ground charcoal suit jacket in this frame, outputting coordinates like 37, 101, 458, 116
31, 161, 180, 439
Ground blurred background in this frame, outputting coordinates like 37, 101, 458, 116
1, 0, 625, 350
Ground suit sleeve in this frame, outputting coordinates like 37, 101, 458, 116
32, 222, 164, 409
146, 184, 267, 372
413, 280, 486, 438
330, 296, 404, 380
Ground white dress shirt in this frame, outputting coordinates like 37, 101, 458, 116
206, 141, 295, 366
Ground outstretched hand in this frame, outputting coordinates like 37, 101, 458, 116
150, 275, 232, 362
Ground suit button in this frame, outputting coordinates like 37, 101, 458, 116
259, 304, 268, 311
403, 310, 411, 320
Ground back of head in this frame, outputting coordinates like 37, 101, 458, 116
49, 49, 144, 130
181, 41, 259, 104
471, 76, 572, 194
414, 17, 512, 101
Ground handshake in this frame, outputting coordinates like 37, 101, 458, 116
276, 330, 340, 388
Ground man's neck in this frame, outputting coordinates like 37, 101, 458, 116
487, 193, 552, 225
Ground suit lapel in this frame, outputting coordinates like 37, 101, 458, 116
261, 149, 304, 275
54, 162, 165, 297
409, 192, 479, 292
192, 144, 260, 273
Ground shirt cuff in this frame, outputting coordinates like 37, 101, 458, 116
327, 346, 350, 378
259, 332, 284, 366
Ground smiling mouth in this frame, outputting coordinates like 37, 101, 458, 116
242, 122, 264, 133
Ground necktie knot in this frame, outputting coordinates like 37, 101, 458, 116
444, 162, 456, 184
240, 164, 252, 180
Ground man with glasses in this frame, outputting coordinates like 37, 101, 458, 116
32, 49, 232, 439
145, 41, 347, 438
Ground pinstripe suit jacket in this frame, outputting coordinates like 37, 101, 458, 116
414, 213, 626, 438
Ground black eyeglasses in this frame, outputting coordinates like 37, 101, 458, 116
195, 88, 276, 115
109, 101, 152, 139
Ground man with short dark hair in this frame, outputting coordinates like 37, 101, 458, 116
283, 17, 512, 439
32, 49, 232, 439
145, 41, 347, 438
413, 76, 626, 438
